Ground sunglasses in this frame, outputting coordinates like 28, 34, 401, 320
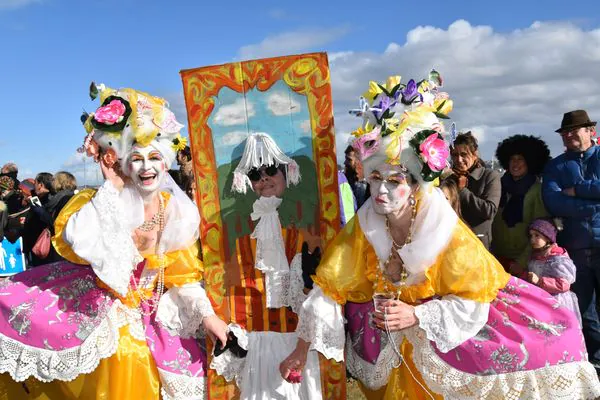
247, 164, 279, 182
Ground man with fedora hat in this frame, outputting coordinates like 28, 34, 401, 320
543, 109, 600, 372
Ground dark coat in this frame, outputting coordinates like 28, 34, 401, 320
458, 166, 502, 249
542, 145, 600, 250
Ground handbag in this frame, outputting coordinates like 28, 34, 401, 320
31, 228, 51, 259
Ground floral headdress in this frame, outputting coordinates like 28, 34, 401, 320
231, 132, 301, 194
349, 70, 454, 183
79, 82, 185, 169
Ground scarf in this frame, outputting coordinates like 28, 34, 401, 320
500, 173, 536, 228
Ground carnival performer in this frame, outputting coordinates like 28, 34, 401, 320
210, 132, 324, 399
280, 71, 600, 399
0, 84, 227, 400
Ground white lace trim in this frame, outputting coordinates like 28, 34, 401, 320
345, 331, 402, 390
0, 300, 128, 382
209, 323, 247, 387
288, 254, 307, 314
296, 287, 345, 362
156, 283, 216, 339
404, 326, 600, 400
250, 197, 290, 309
158, 367, 207, 400
65, 181, 142, 297
264, 270, 291, 309
115, 303, 146, 341
413, 296, 489, 353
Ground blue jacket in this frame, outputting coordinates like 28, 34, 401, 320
542, 145, 600, 250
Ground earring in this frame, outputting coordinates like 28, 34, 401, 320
408, 194, 416, 207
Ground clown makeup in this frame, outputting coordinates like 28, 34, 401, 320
128, 145, 166, 194
368, 164, 413, 215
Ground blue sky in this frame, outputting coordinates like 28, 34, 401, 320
209, 81, 312, 166
1, 0, 598, 184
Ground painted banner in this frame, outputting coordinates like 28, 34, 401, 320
0, 237, 26, 276
181, 52, 345, 400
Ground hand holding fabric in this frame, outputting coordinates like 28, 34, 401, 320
372, 299, 417, 331
301, 242, 321, 290
202, 315, 229, 350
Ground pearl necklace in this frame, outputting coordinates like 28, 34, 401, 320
373, 196, 417, 297
129, 195, 166, 316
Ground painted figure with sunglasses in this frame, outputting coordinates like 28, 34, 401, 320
542, 110, 600, 373
0, 84, 226, 399
280, 73, 600, 399
210, 132, 325, 399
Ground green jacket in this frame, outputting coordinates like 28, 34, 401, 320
491, 180, 547, 266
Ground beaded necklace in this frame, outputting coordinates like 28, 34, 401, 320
372, 196, 417, 298
128, 195, 166, 316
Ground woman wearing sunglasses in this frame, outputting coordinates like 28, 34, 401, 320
211, 132, 326, 399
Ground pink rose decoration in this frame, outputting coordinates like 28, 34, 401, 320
419, 133, 449, 172
94, 100, 126, 125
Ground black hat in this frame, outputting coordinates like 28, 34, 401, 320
556, 110, 596, 133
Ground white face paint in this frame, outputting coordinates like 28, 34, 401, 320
127, 145, 166, 194
368, 164, 413, 215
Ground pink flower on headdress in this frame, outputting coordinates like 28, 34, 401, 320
419, 133, 449, 172
94, 99, 126, 125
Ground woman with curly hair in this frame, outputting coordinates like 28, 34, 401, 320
492, 134, 551, 273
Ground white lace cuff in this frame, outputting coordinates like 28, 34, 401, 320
296, 286, 345, 362
413, 295, 489, 353
64, 180, 142, 296
209, 324, 248, 387
156, 282, 216, 339
288, 253, 307, 314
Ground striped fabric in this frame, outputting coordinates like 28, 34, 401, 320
228, 226, 305, 333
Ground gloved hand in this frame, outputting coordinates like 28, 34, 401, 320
301, 242, 321, 290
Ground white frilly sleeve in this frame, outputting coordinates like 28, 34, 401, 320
413, 294, 489, 353
155, 282, 216, 338
296, 286, 345, 362
63, 180, 142, 297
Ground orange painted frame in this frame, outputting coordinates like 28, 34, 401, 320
180, 52, 345, 400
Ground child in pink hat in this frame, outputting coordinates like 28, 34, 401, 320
527, 218, 582, 326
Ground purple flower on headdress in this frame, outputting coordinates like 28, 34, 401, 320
373, 95, 397, 120
400, 79, 423, 105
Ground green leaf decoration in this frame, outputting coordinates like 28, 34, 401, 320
434, 112, 450, 119
377, 83, 391, 97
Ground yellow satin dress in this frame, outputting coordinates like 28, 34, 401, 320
0, 190, 205, 400
313, 216, 510, 400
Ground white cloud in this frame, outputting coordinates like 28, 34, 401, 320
300, 120, 311, 133
327, 19, 600, 161
213, 98, 255, 126
222, 130, 249, 146
267, 92, 301, 116
0, 0, 41, 10
238, 26, 350, 60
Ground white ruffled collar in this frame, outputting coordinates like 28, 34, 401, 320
357, 188, 457, 285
